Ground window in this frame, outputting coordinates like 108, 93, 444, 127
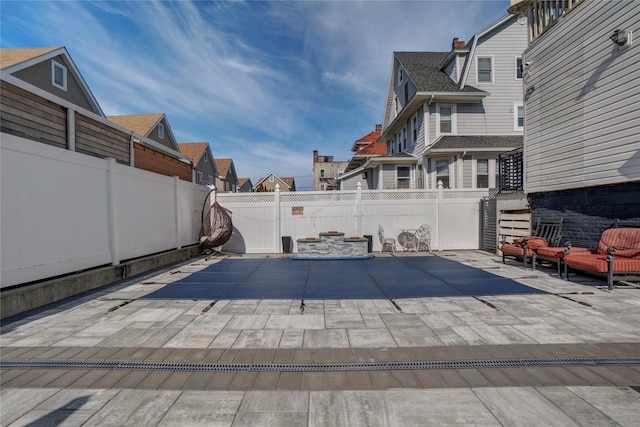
477, 57, 492, 83
438, 105, 454, 134
197, 171, 203, 185
338, 169, 344, 176
320, 184, 325, 191
207, 175, 213, 186
397, 166, 410, 189
269, 175, 274, 182
398, 67, 403, 83
404, 82, 409, 104
476, 159, 489, 188
412, 116, 418, 141
51, 60, 67, 91
516, 57, 523, 79
320, 169, 326, 178
435, 160, 450, 188
402, 127, 407, 151
514, 104, 524, 130
204, 151, 208, 162
158, 123, 165, 139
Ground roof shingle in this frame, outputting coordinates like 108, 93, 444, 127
178, 142, 209, 163
395, 52, 483, 93
0, 47, 61, 70
107, 113, 163, 135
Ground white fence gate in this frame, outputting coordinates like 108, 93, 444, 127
217, 184, 489, 254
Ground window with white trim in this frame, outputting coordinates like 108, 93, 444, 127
437, 104, 455, 135
158, 123, 165, 139
338, 169, 344, 176
514, 104, 524, 130
477, 57, 493, 83
204, 150, 208, 162
476, 159, 489, 188
435, 159, 450, 188
412, 115, 418, 142
320, 184, 325, 191
51, 60, 67, 91
515, 57, 523, 80
269, 175, 274, 182
397, 166, 410, 189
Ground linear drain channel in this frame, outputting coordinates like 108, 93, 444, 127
2, 357, 639, 372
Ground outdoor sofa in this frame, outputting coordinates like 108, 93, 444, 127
564, 227, 640, 290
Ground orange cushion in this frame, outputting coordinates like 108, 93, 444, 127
525, 237, 549, 250
597, 228, 640, 258
500, 243, 535, 256
564, 253, 640, 273
536, 246, 590, 259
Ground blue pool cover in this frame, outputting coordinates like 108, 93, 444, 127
142, 256, 546, 300
143, 256, 544, 300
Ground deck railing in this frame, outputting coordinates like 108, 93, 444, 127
509, 0, 585, 43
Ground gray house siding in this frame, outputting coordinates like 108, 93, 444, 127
523, 0, 640, 194
466, 17, 527, 134
11, 54, 97, 114
147, 117, 177, 150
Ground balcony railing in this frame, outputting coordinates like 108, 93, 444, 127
509, 0, 585, 43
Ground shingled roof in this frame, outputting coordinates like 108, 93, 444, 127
395, 52, 484, 93
215, 159, 233, 176
0, 47, 61, 69
178, 142, 209, 164
107, 113, 163, 136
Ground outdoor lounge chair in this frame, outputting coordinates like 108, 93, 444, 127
378, 225, 396, 253
564, 227, 640, 290
500, 219, 563, 269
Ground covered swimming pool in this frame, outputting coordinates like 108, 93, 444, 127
142, 256, 545, 300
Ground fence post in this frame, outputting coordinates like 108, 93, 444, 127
356, 182, 362, 236
174, 176, 181, 249
437, 180, 444, 251
275, 184, 281, 253
107, 158, 120, 266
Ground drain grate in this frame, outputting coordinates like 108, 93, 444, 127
1, 357, 639, 372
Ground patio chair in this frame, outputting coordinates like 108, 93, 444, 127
415, 224, 432, 253
500, 218, 563, 268
378, 225, 396, 253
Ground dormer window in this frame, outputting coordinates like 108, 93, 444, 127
158, 123, 165, 139
51, 60, 67, 91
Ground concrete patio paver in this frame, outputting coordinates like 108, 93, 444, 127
2, 251, 640, 426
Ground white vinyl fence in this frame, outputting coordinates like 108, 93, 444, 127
217, 184, 490, 254
1, 134, 209, 288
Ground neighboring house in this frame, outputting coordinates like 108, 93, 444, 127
214, 158, 239, 192
108, 113, 192, 181
312, 150, 348, 191
254, 173, 296, 192
238, 178, 253, 193
178, 142, 217, 186
339, 142, 388, 190
354, 15, 527, 190
0, 46, 130, 164
506, 0, 640, 247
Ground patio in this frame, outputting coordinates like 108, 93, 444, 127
2, 250, 640, 426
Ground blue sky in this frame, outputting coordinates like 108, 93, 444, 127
1, 0, 510, 190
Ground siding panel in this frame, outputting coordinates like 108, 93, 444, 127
523, 0, 640, 193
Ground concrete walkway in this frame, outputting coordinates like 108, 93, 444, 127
2, 251, 639, 426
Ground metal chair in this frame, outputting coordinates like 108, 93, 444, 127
416, 224, 432, 252
378, 225, 396, 253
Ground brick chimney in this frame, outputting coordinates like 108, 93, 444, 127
313, 150, 318, 164
375, 124, 382, 132
452, 38, 465, 49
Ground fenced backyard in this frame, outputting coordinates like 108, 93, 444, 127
1, 134, 493, 289
217, 185, 491, 254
